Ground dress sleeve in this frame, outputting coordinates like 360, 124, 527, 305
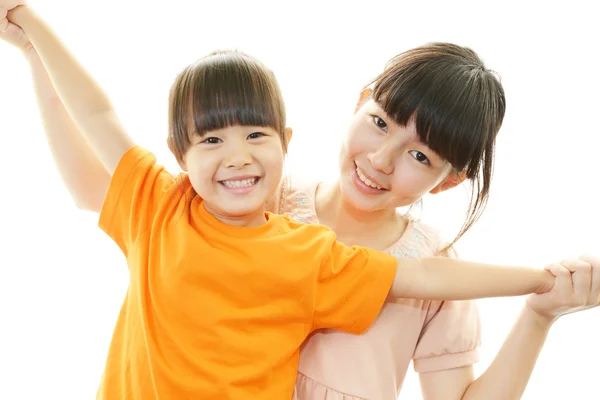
412, 245, 482, 372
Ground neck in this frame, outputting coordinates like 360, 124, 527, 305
315, 180, 404, 248
204, 203, 268, 227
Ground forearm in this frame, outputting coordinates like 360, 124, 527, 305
10, 6, 134, 173
24, 49, 110, 212
461, 305, 553, 400
391, 257, 554, 300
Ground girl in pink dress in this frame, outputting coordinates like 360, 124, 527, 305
267, 43, 600, 399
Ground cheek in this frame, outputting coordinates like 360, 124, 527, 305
391, 160, 436, 195
187, 152, 217, 184
261, 146, 285, 179
271, 157, 285, 180
343, 123, 376, 160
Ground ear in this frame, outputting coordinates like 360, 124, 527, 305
430, 170, 467, 194
167, 136, 188, 171
355, 88, 373, 114
284, 127, 293, 147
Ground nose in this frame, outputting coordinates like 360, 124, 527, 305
225, 142, 253, 169
367, 141, 395, 175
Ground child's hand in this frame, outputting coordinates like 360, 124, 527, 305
527, 256, 600, 323
0, 0, 26, 32
0, 5, 31, 53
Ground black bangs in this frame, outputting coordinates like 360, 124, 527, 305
168, 51, 286, 160
371, 48, 505, 178
189, 54, 285, 136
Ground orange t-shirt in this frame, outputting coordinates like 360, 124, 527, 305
96, 146, 397, 399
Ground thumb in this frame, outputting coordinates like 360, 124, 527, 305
7, 0, 27, 7
548, 262, 574, 297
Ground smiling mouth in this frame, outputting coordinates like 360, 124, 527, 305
355, 164, 385, 190
220, 177, 260, 188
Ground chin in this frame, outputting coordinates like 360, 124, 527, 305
340, 177, 383, 213
221, 203, 265, 217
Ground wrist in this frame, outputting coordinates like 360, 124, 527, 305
22, 45, 37, 61
523, 302, 557, 330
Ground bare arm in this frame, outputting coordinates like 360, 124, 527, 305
420, 257, 600, 400
0, 11, 110, 211
419, 306, 551, 400
10, 6, 134, 174
25, 49, 110, 211
460, 305, 552, 399
390, 257, 554, 300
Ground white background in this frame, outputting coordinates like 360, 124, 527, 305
0, 0, 598, 399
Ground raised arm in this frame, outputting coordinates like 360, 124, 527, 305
9, 5, 134, 174
390, 256, 556, 300
0, 16, 110, 211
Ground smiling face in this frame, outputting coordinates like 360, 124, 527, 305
166, 50, 289, 226
180, 124, 287, 225
339, 98, 457, 213
337, 43, 506, 247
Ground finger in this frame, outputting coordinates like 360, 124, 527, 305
542, 263, 553, 272
587, 258, 600, 304
579, 254, 600, 268
0, 7, 7, 28
568, 260, 592, 305
560, 258, 589, 273
5, 1, 25, 9
6, 1, 27, 12
548, 263, 574, 297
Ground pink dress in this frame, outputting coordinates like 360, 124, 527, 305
270, 178, 481, 400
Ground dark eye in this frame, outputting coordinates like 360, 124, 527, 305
409, 150, 430, 165
202, 137, 222, 144
248, 132, 266, 139
373, 116, 388, 132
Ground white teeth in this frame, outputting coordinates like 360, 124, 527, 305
222, 178, 258, 188
356, 166, 383, 190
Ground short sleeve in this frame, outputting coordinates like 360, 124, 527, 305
412, 245, 482, 373
98, 146, 175, 256
313, 237, 397, 335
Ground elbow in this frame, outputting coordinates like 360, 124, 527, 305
72, 178, 109, 213
73, 199, 101, 213
73, 194, 104, 213
460, 382, 520, 400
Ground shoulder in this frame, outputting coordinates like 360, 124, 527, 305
391, 218, 457, 259
268, 175, 321, 224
